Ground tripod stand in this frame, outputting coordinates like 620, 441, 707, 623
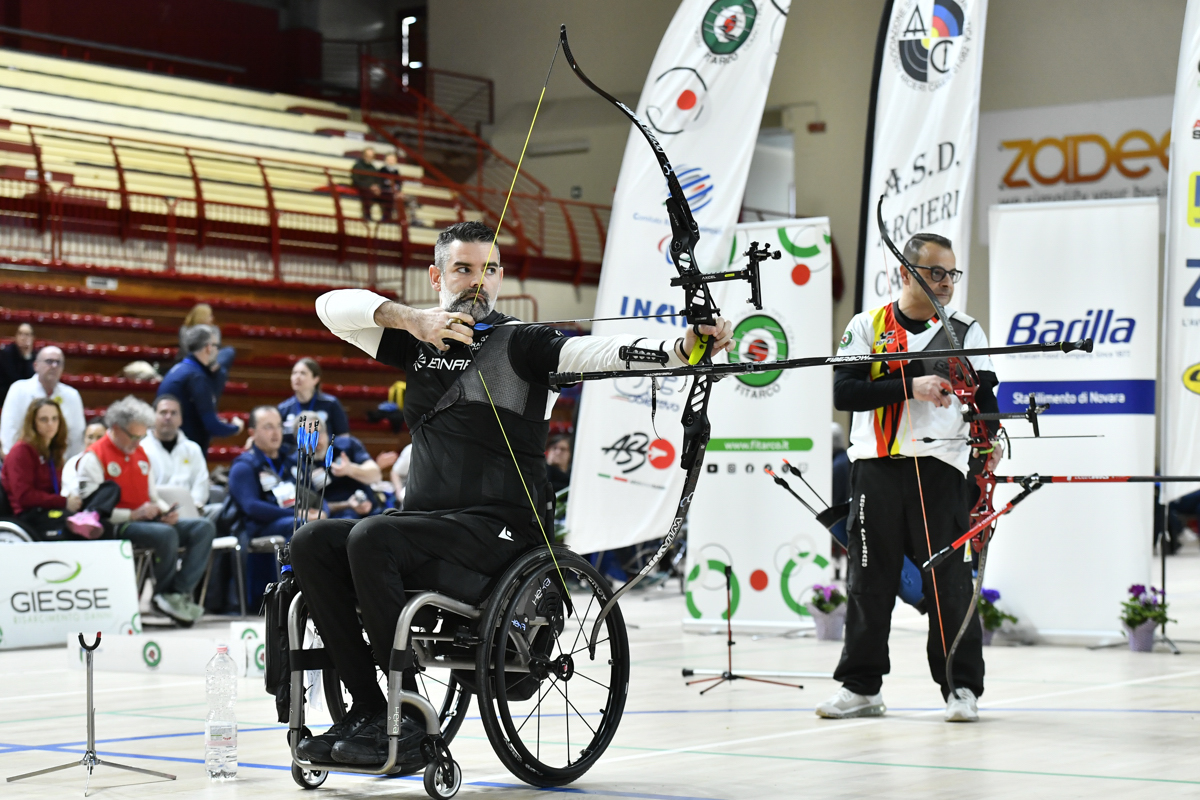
7, 633, 176, 796
681, 566, 817, 694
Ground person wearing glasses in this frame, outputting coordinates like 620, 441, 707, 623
77, 395, 216, 625
815, 232, 1003, 725
0, 345, 86, 459
157, 324, 245, 456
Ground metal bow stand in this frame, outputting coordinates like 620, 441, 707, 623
681, 565, 817, 694
7, 633, 176, 796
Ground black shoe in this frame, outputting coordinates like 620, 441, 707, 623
331, 709, 427, 766
395, 717, 430, 771
296, 702, 379, 763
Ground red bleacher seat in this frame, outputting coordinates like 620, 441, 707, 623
224, 324, 338, 343
68, 374, 385, 399
0, 307, 154, 330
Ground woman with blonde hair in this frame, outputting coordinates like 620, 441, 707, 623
0, 399, 116, 539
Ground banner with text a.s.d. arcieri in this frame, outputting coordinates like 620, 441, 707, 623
565, 0, 789, 555
1161, 0, 1200, 503
855, 0, 988, 313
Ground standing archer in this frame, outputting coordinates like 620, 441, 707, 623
816, 232, 1003, 723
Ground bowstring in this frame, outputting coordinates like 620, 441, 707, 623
471, 38, 561, 310
466, 36, 569, 595
882, 246, 948, 658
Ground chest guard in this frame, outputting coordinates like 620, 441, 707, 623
405, 325, 554, 531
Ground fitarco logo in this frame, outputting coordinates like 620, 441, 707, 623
889, 0, 973, 92
698, 0, 759, 61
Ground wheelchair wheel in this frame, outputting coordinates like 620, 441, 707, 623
475, 547, 630, 787
291, 762, 328, 789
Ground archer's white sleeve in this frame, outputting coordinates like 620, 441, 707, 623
315, 289, 392, 358
556, 333, 688, 374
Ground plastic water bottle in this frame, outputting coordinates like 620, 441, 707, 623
205, 643, 238, 780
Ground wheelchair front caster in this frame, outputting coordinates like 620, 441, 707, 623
422, 744, 461, 799
291, 763, 328, 789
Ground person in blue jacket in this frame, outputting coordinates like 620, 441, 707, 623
157, 325, 243, 454
228, 405, 323, 606
312, 420, 383, 519
278, 357, 350, 439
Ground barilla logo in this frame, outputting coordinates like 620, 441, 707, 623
1006, 309, 1135, 346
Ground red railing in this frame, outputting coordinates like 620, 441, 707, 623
0, 119, 609, 292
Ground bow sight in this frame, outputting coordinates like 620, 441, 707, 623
668, 240, 780, 326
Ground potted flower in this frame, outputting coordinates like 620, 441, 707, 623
1120, 585, 1172, 652
806, 584, 847, 640
977, 588, 1018, 646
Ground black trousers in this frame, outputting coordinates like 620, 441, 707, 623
290, 510, 530, 708
833, 457, 984, 700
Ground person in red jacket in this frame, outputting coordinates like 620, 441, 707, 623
0, 398, 116, 539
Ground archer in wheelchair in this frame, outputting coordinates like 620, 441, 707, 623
261, 221, 731, 797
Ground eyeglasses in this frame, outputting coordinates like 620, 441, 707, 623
116, 424, 147, 443
39, 358, 63, 367
912, 265, 963, 284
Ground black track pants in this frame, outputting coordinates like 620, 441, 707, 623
290, 510, 530, 708
832, 457, 984, 700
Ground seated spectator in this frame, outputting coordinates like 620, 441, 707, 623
380, 152, 401, 221
142, 394, 211, 510
278, 357, 350, 438
179, 303, 235, 396
158, 325, 244, 455
78, 396, 216, 626
351, 147, 387, 222
1, 346, 86, 459
313, 420, 382, 519
228, 406, 322, 605
545, 433, 571, 494
0, 399, 117, 540
61, 421, 108, 497
0, 322, 35, 401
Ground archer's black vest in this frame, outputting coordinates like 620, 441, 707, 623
404, 325, 554, 531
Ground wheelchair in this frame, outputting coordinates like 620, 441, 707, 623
285, 545, 631, 798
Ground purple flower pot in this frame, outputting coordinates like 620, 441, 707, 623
1124, 620, 1158, 652
981, 625, 996, 646
806, 603, 846, 641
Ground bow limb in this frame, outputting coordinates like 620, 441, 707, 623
561, 25, 720, 364
560, 25, 718, 651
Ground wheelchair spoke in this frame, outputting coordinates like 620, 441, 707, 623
514, 677, 558, 736
571, 669, 610, 692
568, 637, 608, 658
551, 678, 598, 737
567, 592, 597, 656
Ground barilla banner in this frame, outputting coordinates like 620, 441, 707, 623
685, 218, 832, 631
856, 0, 988, 313
567, 0, 788, 554
0, 541, 141, 649
1161, 0, 1200, 503
986, 198, 1157, 637
975, 96, 1172, 246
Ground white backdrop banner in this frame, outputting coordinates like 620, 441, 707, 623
1161, 0, 1200, 502
685, 218, 833, 630
1, 541, 141, 649
987, 198, 1158, 637
857, 0, 988, 313
975, 96, 1172, 246
567, 0, 788, 553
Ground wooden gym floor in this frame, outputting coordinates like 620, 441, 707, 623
2, 549, 1198, 799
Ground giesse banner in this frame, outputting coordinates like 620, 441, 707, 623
1, 541, 140, 649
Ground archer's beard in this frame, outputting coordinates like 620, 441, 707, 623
442, 287, 494, 322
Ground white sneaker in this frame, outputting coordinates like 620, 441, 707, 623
815, 687, 886, 719
945, 688, 979, 722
